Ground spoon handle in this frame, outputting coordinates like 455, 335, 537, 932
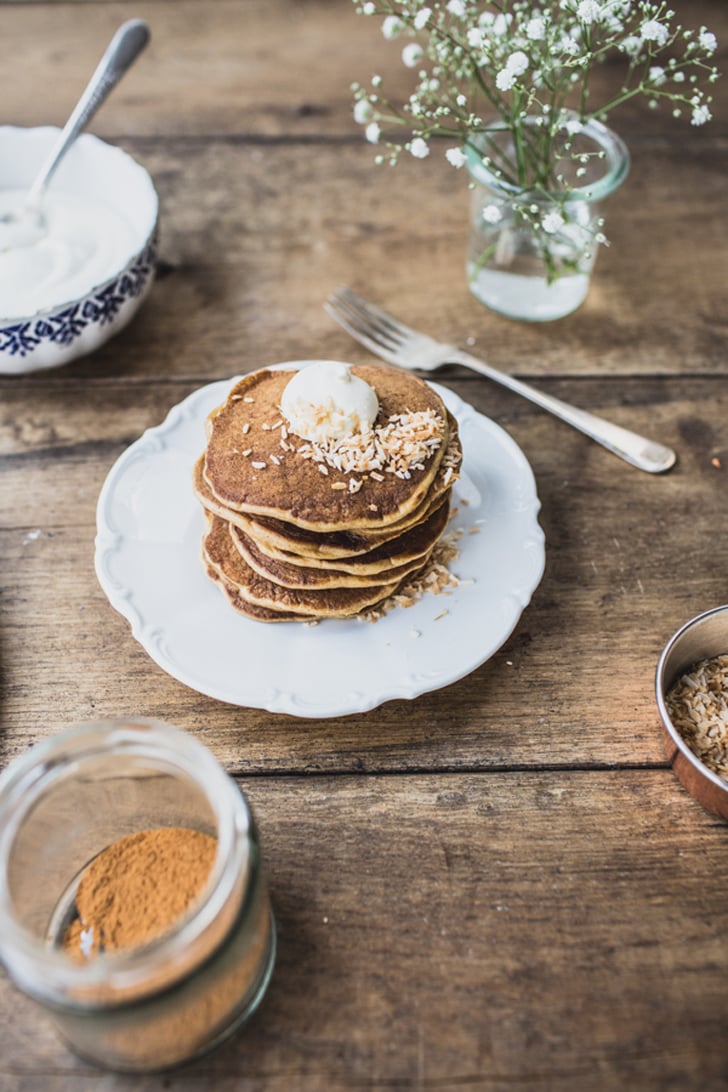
25, 19, 150, 209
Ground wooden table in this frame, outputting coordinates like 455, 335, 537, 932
1, 2, 727, 1088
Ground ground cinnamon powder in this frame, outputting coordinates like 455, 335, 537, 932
54, 822, 273, 1070
63, 827, 216, 958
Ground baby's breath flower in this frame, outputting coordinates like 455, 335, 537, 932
699, 29, 718, 55
527, 17, 546, 41
496, 67, 517, 92
410, 136, 430, 158
542, 210, 565, 234
577, 1, 603, 25
402, 42, 424, 68
492, 13, 512, 37
506, 50, 529, 77
446, 0, 466, 17
382, 15, 404, 40
691, 103, 712, 126
414, 7, 432, 31
446, 146, 467, 168
365, 121, 381, 144
482, 204, 503, 224
353, 98, 373, 124
641, 19, 669, 46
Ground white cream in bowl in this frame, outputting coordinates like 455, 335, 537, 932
0, 190, 140, 318
0, 126, 158, 374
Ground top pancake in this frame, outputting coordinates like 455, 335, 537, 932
203, 364, 449, 533
193, 411, 461, 560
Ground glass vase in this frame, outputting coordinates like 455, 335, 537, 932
465, 115, 630, 322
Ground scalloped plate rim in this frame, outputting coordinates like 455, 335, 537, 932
95, 364, 545, 717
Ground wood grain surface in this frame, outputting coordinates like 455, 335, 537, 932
1, 1, 727, 1089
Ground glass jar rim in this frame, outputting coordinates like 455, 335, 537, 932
464, 113, 630, 203
0, 718, 252, 1004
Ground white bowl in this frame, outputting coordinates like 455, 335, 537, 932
0, 126, 158, 374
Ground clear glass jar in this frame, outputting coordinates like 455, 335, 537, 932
466, 115, 630, 321
0, 718, 276, 1072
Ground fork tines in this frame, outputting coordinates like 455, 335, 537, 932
324, 286, 407, 360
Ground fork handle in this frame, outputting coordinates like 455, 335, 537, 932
450, 350, 676, 474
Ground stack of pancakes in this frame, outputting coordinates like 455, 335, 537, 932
194, 363, 462, 622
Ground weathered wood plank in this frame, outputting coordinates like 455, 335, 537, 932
1, 133, 725, 388
1, 376, 725, 771
1, 2, 727, 1088
1, 770, 727, 1091
0, 0, 723, 140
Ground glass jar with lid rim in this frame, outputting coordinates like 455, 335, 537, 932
0, 717, 276, 1072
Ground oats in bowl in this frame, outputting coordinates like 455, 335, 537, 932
665, 655, 728, 780
656, 604, 728, 820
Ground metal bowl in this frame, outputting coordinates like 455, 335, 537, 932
656, 604, 728, 820
0, 126, 158, 375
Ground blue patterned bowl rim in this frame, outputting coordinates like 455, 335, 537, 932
0, 126, 158, 358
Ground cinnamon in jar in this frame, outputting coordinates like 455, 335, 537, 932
0, 718, 276, 1072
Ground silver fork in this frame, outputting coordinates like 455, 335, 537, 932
324, 285, 676, 475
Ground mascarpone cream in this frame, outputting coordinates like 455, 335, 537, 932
281, 362, 379, 442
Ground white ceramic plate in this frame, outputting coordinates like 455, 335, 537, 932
95, 364, 545, 718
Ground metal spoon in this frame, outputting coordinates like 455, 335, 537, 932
0, 19, 150, 246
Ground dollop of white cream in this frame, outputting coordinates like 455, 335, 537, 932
281, 362, 379, 442
0, 188, 139, 319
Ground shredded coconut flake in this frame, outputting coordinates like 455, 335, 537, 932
361, 528, 464, 622
296, 410, 444, 477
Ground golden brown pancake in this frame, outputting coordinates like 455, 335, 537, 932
202, 365, 449, 532
229, 521, 432, 590
193, 415, 461, 561
204, 566, 317, 622
202, 514, 402, 619
232, 494, 451, 577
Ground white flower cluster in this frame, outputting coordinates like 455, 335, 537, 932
351, 0, 719, 171
350, 1, 719, 283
